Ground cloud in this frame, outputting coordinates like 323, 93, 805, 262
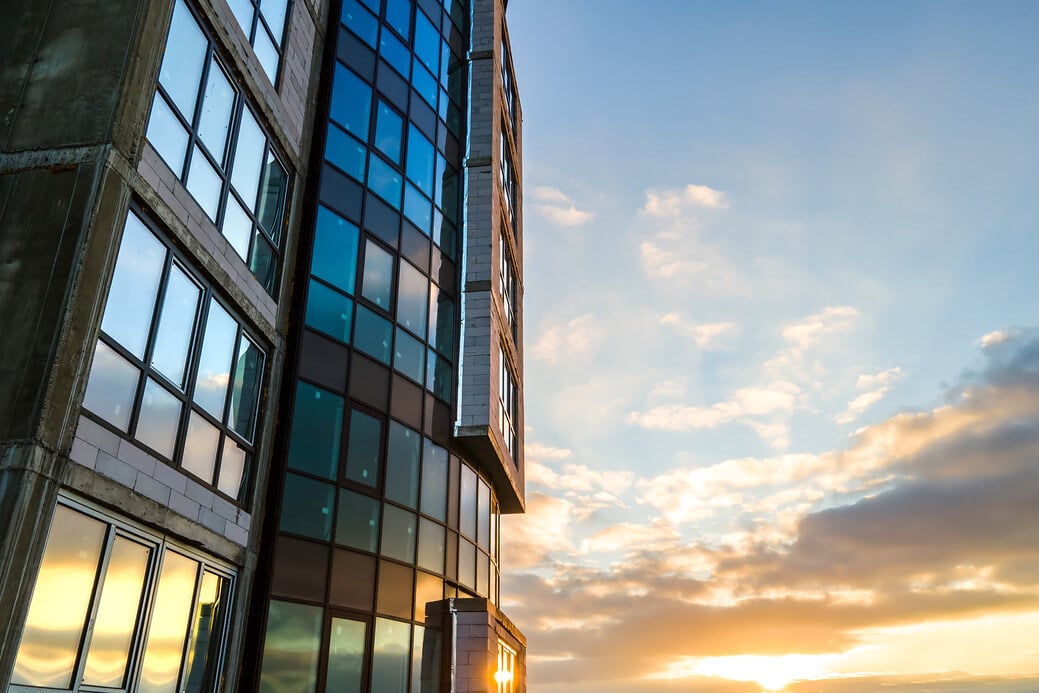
660, 313, 739, 348
764, 306, 862, 387
531, 314, 605, 362
835, 367, 904, 424
642, 184, 729, 217
781, 306, 860, 351
532, 186, 596, 226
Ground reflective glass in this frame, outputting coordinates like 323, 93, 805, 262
222, 195, 252, 261
385, 0, 411, 40
478, 480, 491, 551
226, 0, 253, 32
403, 184, 432, 234
369, 619, 409, 693
82, 537, 150, 687
186, 145, 222, 220
258, 601, 322, 693
287, 380, 344, 480
197, 60, 235, 162
393, 328, 425, 383
381, 504, 416, 562
380, 30, 411, 78
460, 464, 476, 538
374, 101, 404, 163
306, 279, 354, 343
428, 288, 454, 355
385, 421, 420, 508
376, 563, 414, 622
146, 93, 189, 174
433, 154, 446, 207
458, 539, 475, 589
254, 26, 280, 82
83, 340, 140, 432
331, 63, 372, 139
358, 0, 378, 11
362, 239, 394, 308
331, 550, 376, 609
414, 571, 442, 621
228, 335, 263, 441
345, 409, 382, 487
101, 212, 165, 358
412, 626, 440, 693
414, 11, 439, 72
182, 571, 229, 693
420, 440, 447, 521
368, 156, 403, 209
12, 505, 105, 687
281, 473, 335, 540
136, 378, 182, 458
411, 59, 438, 108
193, 300, 237, 418
251, 232, 278, 295
312, 205, 360, 293
406, 125, 435, 195
326, 122, 367, 180
336, 488, 380, 551
425, 349, 451, 402
139, 551, 198, 693
151, 263, 201, 387
182, 411, 220, 482
231, 108, 265, 208
417, 517, 444, 573
328, 618, 366, 693
158, 0, 207, 117
260, 0, 288, 40
354, 304, 393, 365
256, 150, 287, 240
342, 0, 378, 47
477, 552, 490, 597
217, 438, 248, 498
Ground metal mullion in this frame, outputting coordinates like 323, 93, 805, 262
171, 559, 205, 693
175, 287, 213, 468
153, 86, 196, 180
126, 540, 169, 693
69, 525, 117, 692
182, 43, 217, 185
126, 250, 175, 443
210, 327, 243, 491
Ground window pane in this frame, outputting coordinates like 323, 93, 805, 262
428, 288, 454, 356
12, 505, 106, 687
182, 571, 230, 693
417, 518, 444, 574
368, 156, 403, 209
385, 421, 420, 508
139, 551, 199, 693
460, 465, 476, 538
458, 539, 475, 590
354, 305, 393, 364
412, 625, 441, 693
147, 93, 189, 174
477, 551, 489, 597
328, 618, 366, 693
331, 63, 372, 139
185, 145, 222, 220
420, 440, 447, 521
256, 150, 287, 241
158, 0, 207, 118
478, 480, 491, 551
281, 473, 335, 540
136, 378, 183, 458
425, 349, 451, 403
411, 59, 437, 108
362, 239, 394, 308
83, 340, 141, 432
287, 381, 344, 480
182, 411, 220, 483
226, 0, 254, 34
228, 335, 264, 442
336, 488, 380, 552
342, 0, 378, 47
254, 25, 280, 82
393, 328, 424, 383
380, 505, 416, 563
396, 261, 428, 334
374, 101, 403, 163
260, 0, 288, 41
345, 409, 382, 487
82, 537, 151, 688
326, 122, 367, 181
385, 0, 411, 40
222, 195, 253, 262
231, 108, 265, 208
312, 205, 360, 293
331, 550, 376, 610
151, 264, 201, 387
193, 300, 237, 418
403, 184, 432, 234
306, 280, 354, 343
197, 60, 236, 163
250, 232, 278, 295
217, 438, 248, 498
414, 571, 442, 622
406, 125, 435, 195
414, 11, 439, 72
101, 212, 165, 358
371, 618, 411, 693
259, 601, 322, 693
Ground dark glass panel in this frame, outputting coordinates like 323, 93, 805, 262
413, 626, 441, 693
280, 473, 336, 540
349, 353, 390, 410
344, 408, 382, 488
393, 328, 425, 383
182, 571, 229, 693
228, 334, 264, 442
321, 164, 365, 222
458, 539, 476, 590
385, 421, 421, 508
363, 193, 401, 247
444, 531, 457, 581
298, 331, 349, 393
331, 62, 372, 139
401, 221, 431, 272
250, 232, 278, 296
257, 150, 287, 241
376, 562, 414, 621
391, 375, 423, 431
379, 30, 411, 78
271, 536, 329, 601
354, 305, 393, 365
447, 456, 459, 530
338, 25, 377, 80
287, 380, 344, 479
336, 488, 380, 551
477, 551, 490, 597
305, 280, 354, 343
425, 349, 452, 403
330, 549, 376, 610
376, 59, 410, 111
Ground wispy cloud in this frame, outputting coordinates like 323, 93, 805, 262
835, 367, 904, 424
660, 314, 739, 348
533, 186, 596, 227
642, 184, 729, 217
531, 314, 605, 362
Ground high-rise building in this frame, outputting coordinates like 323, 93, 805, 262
0, 0, 525, 689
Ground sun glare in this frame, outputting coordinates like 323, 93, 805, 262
648, 654, 836, 691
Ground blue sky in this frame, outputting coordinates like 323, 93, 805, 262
500, 2, 1039, 691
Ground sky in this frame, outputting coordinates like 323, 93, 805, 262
498, 2, 1039, 691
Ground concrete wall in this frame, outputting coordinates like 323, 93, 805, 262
445, 598, 528, 693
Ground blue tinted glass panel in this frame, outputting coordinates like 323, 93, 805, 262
393, 328, 424, 383
406, 125, 435, 195
330, 63, 372, 139
305, 280, 354, 343
379, 31, 410, 78
385, 0, 412, 40
358, 0, 378, 11
146, 94, 189, 175
414, 11, 439, 72
411, 59, 437, 108
326, 123, 366, 181
158, 0, 207, 118
403, 184, 432, 235
353, 305, 392, 364
342, 0, 378, 48
287, 381, 344, 480
280, 473, 335, 540
312, 206, 360, 294
368, 157, 402, 209
374, 102, 403, 163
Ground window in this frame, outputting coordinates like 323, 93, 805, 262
82, 209, 266, 502
225, 0, 289, 83
499, 235, 517, 337
500, 41, 518, 133
11, 502, 233, 693
495, 641, 517, 693
499, 129, 516, 231
498, 348, 518, 458
145, 0, 288, 295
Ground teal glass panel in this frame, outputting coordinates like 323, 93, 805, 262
393, 328, 425, 383
420, 440, 447, 521
368, 156, 403, 209
380, 505, 416, 563
287, 381, 344, 480
385, 421, 420, 508
312, 205, 360, 294
403, 184, 432, 235
280, 473, 335, 540
345, 409, 382, 488
305, 280, 354, 343
353, 305, 393, 365
330, 63, 372, 139
336, 489, 380, 552
326, 123, 367, 181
